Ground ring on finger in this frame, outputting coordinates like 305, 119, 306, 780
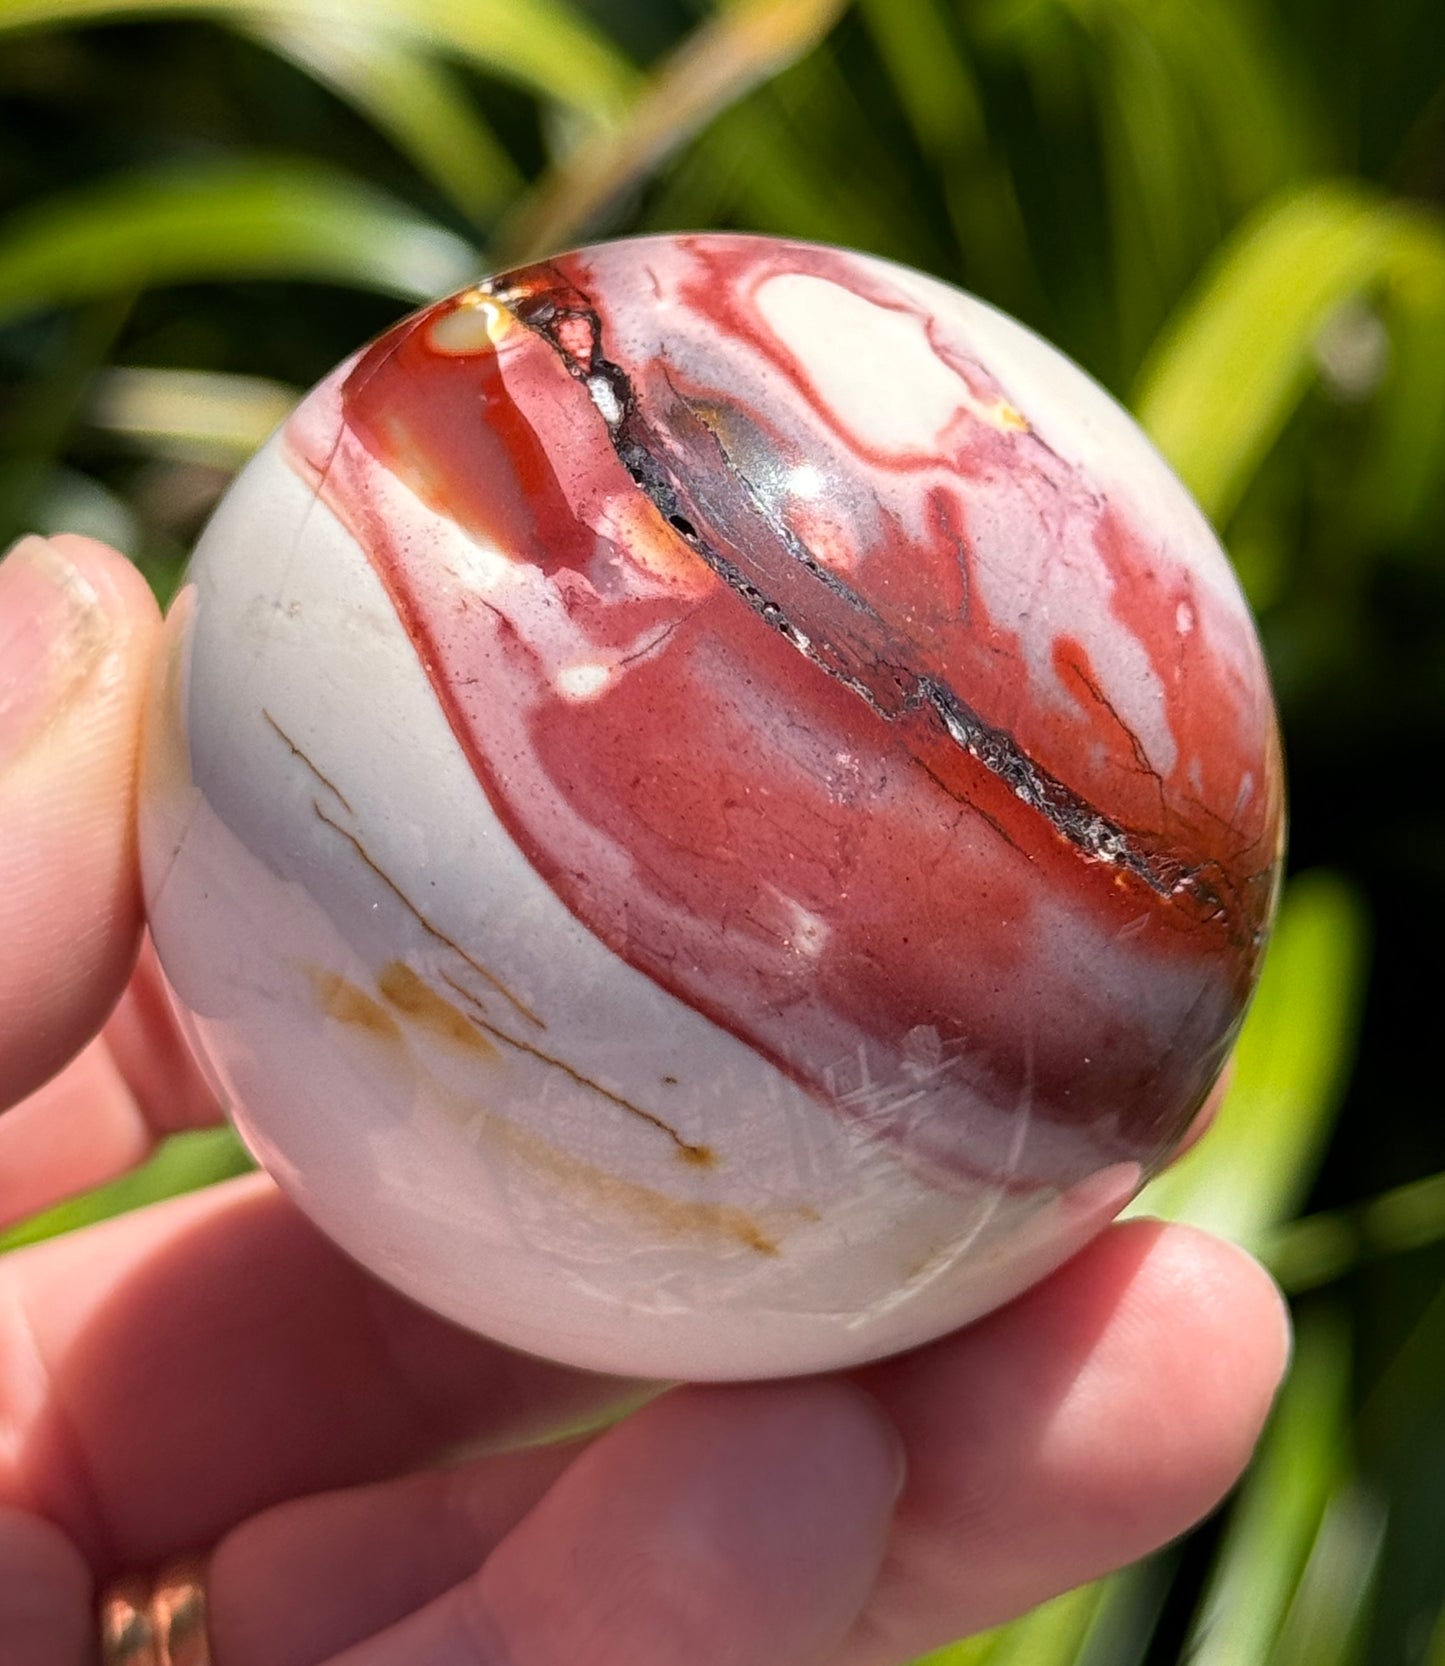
99, 1553, 211, 1666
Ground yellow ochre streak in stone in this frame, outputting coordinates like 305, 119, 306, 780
305, 961, 803, 1257
473, 1109, 783, 1258
378, 961, 500, 1058
304, 966, 404, 1046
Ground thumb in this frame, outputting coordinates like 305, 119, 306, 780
0, 534, 161, 1108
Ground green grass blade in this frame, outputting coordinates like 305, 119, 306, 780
1425, 1590, 1445, 1665
1034, 0, 1314, 372
1269, 1483, 1387, 1666
87, 366, 299, 466
0, 1128, 254, 1253
1183, 1310, 1354, 1666
1267, 1166, 1445, 1295
1135, 181, 1445, 525
0, 156, 479, 326
1131, 870, 1368, 1248
909, 1551, 1167, 1666
1055, 2, 1219, 373
243, 16, 522, 225
911, 1584, 1102, 1666
1155, 0, 1314, 206
982, 1585, 1107, 1665
493, 0, 850, 263
373, 0, 636, 120
1061, 0, 1313, 205
0, 0, 636, 122
857, 0, 985, 158
856, 0, 1036, 297
1352, 262, 1445, 545
912, 1635, 999, 1665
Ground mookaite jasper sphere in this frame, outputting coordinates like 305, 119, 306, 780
141, 234, 1283, 1380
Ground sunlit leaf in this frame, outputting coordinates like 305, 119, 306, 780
910, 1574, 1161, 1666
494, 0, 850, 262
912, 1586, 1099, 1665
1183, 1312, 1355, 1666
1269, 1484, 1387, 1666
912, 1634, 998, 1665
983, 1585, 1105, 1664
88, 366, 299, 465
1132, 871, 1368, 1247
0, 157, 479, 327
1135, 181, 1445, 524
243, 15, 522, 225
0, 0, 636, 122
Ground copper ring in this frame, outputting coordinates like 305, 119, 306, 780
99, 1555, 211, 1666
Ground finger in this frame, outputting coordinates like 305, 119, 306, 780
838, 1219, 1290, 1664
0, 936, 227, 1227
0, 1037, 151, 1229
0, 534, 160, 1108
0, 1176, 646, 1572
0, 1505, 92, 1666
321, 1382, 903, 1666
208, 1443, 580, 1666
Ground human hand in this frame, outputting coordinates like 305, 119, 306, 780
0, 532, 1289, 1666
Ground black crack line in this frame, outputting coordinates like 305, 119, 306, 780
490, 271, 1228, 919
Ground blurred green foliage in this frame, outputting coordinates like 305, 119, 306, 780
1, 0, 1443, 1659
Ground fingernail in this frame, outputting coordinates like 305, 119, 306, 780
0, 535, 108, 769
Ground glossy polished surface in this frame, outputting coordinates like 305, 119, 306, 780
140, 234, 1283, 1379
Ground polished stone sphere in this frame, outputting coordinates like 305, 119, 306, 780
140, 234, 1283, 1380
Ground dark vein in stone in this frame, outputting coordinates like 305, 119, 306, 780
264, 709, 354, 814
490, 267, 1225, 917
